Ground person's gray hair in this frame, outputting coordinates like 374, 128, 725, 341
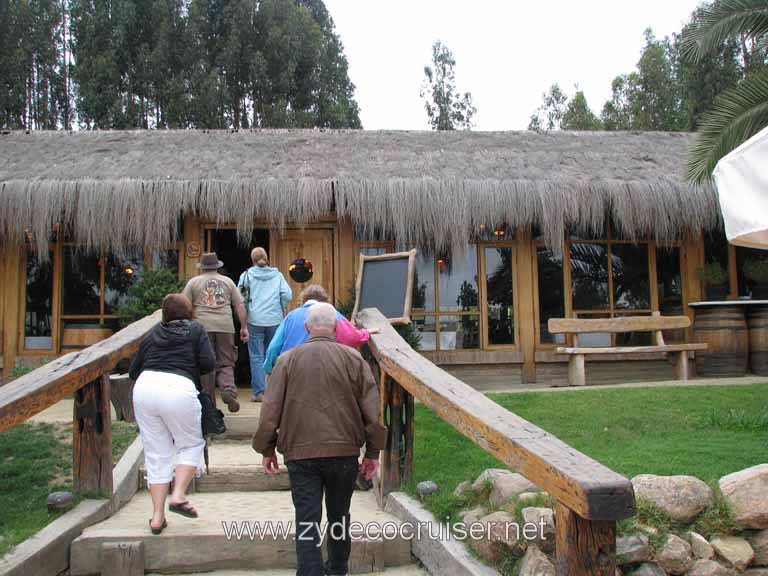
305, 302, 337, 334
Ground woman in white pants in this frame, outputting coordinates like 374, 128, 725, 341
130, 294, 215, 534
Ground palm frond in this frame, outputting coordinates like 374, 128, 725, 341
682, 0, 768, 63
687, 71, 768, 182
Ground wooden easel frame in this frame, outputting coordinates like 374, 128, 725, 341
352, 249, 417, 325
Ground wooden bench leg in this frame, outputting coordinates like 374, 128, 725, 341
673, 352, 689, 381
568, 355, 586, 386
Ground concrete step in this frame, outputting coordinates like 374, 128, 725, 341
140, 441, 290, 492
70, 491, 412, 575
219, 414, 260, 439
149, 567, 428, 576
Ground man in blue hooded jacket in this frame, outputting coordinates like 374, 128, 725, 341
237, 247, 292, 401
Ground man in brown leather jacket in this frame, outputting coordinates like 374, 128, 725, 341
252, 303, 386, 576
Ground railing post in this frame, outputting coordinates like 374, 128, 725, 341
380, 374, 402, 498
555, 502, 616, 576
73, 374, 113, 498
402, 388, 414, 484
378, 372, 415, 499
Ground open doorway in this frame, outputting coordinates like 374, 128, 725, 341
206, 227, 270, 389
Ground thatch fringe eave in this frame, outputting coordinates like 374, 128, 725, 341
0, 176, 719, 256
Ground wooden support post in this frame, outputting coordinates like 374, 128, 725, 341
108, 374, 135, 422
380, 377, 403, 499
402, 389, 414, 484
73, 374, 113, 498
568, 354, 586, 386
379, 370, 388, 427
101, 541, 145, 576
673, 352, 689, 381
555, 503, 616, 576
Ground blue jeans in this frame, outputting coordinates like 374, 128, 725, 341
248, 324, 277, 396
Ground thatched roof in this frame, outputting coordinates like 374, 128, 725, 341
0, 129, 718, 255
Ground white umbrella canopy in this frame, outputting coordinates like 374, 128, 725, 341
713, 125, 768, 249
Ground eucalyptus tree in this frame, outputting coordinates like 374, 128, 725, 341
421, 40, 476, 130
528, 85, 601, 131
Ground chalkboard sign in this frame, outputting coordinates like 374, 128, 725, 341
352, 250, 417, 325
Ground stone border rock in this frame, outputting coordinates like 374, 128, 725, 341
0, 436, 144, 576
385, 492, 500, 576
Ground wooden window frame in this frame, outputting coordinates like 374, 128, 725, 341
357, 240, 396, 268
533, 227, 685, 348
410, 240, 519, 353
478, 241, 520, 351
18, 247, 61, 355
18, 236, 182, 356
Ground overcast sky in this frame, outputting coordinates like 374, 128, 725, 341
323, 0, 704, 131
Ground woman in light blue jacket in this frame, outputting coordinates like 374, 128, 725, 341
237, 247, 292, 401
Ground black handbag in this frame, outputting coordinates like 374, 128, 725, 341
198, 390, 226, 436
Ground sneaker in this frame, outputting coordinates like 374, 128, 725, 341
251, 394, 264, 403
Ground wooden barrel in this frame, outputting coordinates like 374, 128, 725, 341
747, 306, 768, 376
693, 306, 748, 377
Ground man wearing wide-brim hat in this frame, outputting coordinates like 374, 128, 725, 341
182, 252, 249, 413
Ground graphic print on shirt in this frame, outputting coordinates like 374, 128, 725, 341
202, 279, 227, 307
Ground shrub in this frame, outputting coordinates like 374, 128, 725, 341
10, 364, 34, 380
699, 262, 729, 286
115, 268, 184, 327
743, 257, 768, 283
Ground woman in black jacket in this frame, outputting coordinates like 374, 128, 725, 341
130, 293, 215, 534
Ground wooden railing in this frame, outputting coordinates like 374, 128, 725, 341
357, 308, 636, 576
0, 311, 161, 498
1, 306, 635, 574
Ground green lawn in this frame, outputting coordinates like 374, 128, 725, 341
404, 384, 768, 522
0, 421, 137, 558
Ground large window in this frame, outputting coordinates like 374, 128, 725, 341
411, 247, 481, 351
62, 247, 145, 327
736, 247, 768, 299
24, 252, 54, 350
573, 235, 652, 346
484, 247, 514, 345
703, 229, 732, 300
536, 247, 565, 344
657, 246, 684, 343
534, 224, 681, 347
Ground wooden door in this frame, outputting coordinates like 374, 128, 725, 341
274, 229, 334, 311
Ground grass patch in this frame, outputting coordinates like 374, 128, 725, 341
0, 420, 137, 558
408, 385, 768, 493
690, 487, 737, 539
407, 384, 767, 550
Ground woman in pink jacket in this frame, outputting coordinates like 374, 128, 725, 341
263, 284, 374, 374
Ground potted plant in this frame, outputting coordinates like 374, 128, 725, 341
699, 262, 730, 300
743, 257, 768, 299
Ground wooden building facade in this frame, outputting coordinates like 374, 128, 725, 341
2, 130, 766, 384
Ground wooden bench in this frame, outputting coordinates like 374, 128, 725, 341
548, 314, 707, 386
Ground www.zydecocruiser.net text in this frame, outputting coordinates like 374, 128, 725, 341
222, 517, 548, 545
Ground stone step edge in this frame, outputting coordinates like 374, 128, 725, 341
137, 466, 291, 492
70, 531, 413, 575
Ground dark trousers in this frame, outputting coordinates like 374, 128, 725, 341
286, 456, 359, 576
200, 332, 237, 406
